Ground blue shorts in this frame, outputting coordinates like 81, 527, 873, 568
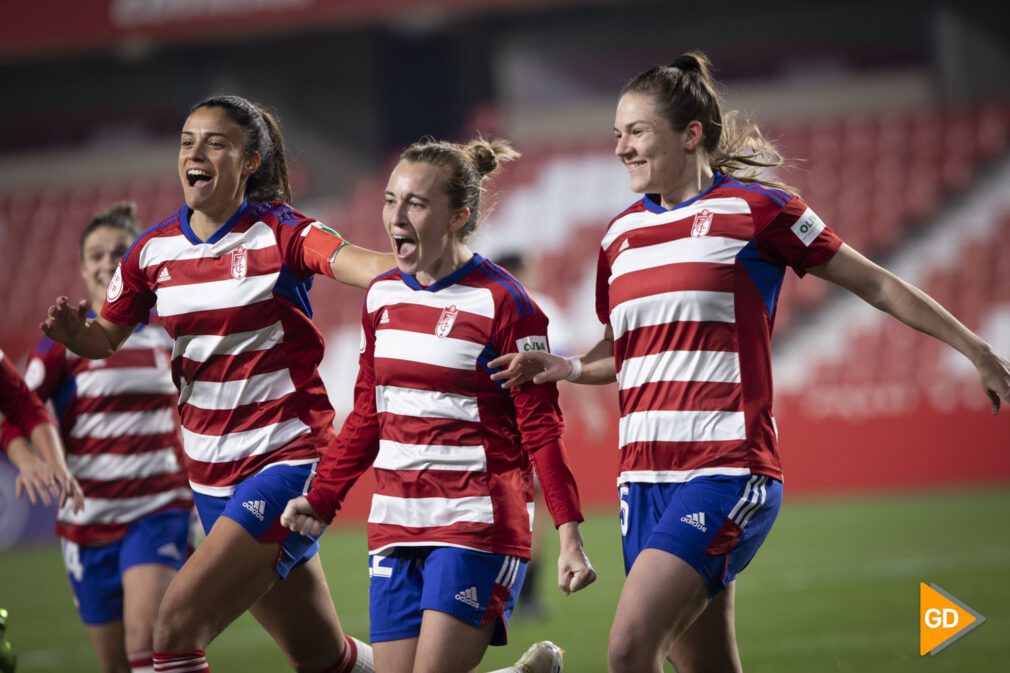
620, 475, 782, 597
369, 546, 526, 646
192, 462, 319, 579
62, 509, 190, 625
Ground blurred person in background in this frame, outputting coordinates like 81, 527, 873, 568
281, 137, 595, 673
2, 203, 192, 673
41, 95, 393, 673
491, 51, 1010, 673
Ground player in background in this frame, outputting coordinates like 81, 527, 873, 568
281, 137, 595, 673
1, 203, 195, 673
41, 95, 393, 673
490, 52, 1010, 673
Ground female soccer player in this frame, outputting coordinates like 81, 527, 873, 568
489, 52, 1010, 673
1, 347, 83, 512
281, 137, 596, 673
41, 95, 392, 673
2, 203, 193, 673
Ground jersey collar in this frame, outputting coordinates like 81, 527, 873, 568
402, 253, 483, 292
643, 172, 726, 213
181, 200, 249, 245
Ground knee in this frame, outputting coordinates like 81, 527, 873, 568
152, 596, 206, 653
608, 628, 653, 673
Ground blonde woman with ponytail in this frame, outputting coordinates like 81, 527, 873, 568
283, 137, 595, 673
490, 51, 1010, 672
42, 95, 393, 673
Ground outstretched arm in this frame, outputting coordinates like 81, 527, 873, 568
810, 244, 1010, 413
329, 245, 396, 289
5, 437, 59, 507
490, 324, 617, 389
40, 297, 136, 359
29, 422, 85, 513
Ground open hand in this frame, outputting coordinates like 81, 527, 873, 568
489, 351, 571, 389
40, 297, 89, 345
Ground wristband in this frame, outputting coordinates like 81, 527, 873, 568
565, 356, 583, 382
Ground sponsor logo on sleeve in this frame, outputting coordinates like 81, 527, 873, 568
24, 358, 45, 390
107, 264, 124, 301
790, 208, 826, 247
515, 335, 549, 353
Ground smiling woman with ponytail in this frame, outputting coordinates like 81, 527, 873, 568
489, 50, 1010, 673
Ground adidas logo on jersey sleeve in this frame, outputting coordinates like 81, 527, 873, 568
242, 499, 267, 522
454, 586, 481, 609
157, 267, 172, 284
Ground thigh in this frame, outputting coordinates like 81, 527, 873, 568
248, 554, 346, 672
155, 516, 281, 649
413, 610, 495, 673
84, 622, 129, 673
609, 549, 709, 670
121, 564, 176, 654
120, 510, 190, 652
666, 582, 742, 673
373, 638, 419, 673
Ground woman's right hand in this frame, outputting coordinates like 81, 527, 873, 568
56, 471, 86, 514
40, 297, 89, 345
281, 496, 328, 536
488, 351, 572, 389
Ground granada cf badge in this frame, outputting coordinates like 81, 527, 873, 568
691, 208, 713, 238
231, 246, 248, 280
435, 305, 459, 338
107, 264, 124, 301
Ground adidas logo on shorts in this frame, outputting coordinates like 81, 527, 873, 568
242, 500, 267, 522
454, 586, 481, 609
680, 512, 708, 532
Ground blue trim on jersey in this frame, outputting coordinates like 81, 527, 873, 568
403, 254, 484, 293
723, 177, 790, 208
477, 342, 508, 395
480, 260, 534, 317
35, 337, 57, 355
475, 259, 531, 317
273, 264, 315, 318
181, 200, 248, 244
122, 210, 183, 263
736, 239, 785, 319
643, 172, 727, 213
52, 375, 77, 421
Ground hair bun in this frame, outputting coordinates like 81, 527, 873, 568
669, 55, 702, 73
464, 138, 520, 179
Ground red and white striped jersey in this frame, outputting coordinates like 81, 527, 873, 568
307, 254, 582, 558
595, 174, 842, 485
101, 201, 347, 496
2, 323, 191, 545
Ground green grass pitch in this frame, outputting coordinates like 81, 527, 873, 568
1, 487, 1007, 672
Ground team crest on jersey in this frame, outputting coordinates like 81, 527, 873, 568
231, 246, 248, 280
435, 305, 459, 338
691, 208, 713, 238
107, 264, 124, 301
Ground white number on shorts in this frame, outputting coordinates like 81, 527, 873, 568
619, 485, 630, 537
369, 554, 392, 579
62, 540, 84, 582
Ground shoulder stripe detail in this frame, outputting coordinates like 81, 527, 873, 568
477, 261, 532, 317
723, 178, 790, 207
123, 210, 183, 262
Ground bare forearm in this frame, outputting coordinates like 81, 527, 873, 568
29, 423, 71, 473
872, 273, 991, 363
572, 337, 617, 384
5, 437, 40, 471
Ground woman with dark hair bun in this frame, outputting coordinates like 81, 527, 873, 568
491, 51, 1010, 672
41, 96, 393, 673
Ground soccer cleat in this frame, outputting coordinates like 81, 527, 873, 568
0, 640, 15, 673
512, 640, 563, 673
